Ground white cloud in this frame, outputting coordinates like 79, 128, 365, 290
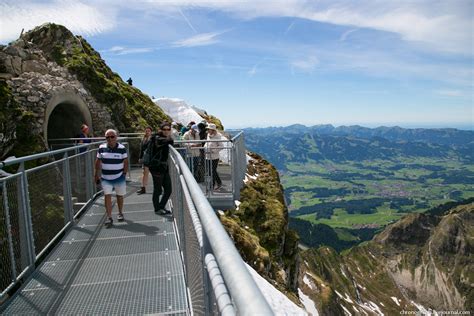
142, 0, 473, 55
172, 31, 224, 47
0, 0, 115, 43
340, 28, 358, 41
3, 1, 471, 54
101, 46, 154, 55
434, 89, 464, 97
291, 55, 319, 73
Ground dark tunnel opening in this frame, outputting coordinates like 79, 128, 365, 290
47, 102, 89, 149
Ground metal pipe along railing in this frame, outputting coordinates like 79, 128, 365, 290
169, 146, 273, 315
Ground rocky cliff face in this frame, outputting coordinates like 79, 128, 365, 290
219, 152, 301, 301
0, 23, 169, 159
300, 202, 473, 315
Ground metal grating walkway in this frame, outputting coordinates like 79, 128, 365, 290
1, 170, 189, 315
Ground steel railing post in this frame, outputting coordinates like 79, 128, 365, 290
3, 180, 17, 281
85, 150, 93, 200
63, 152, 74, 224
18, 162, 35, 271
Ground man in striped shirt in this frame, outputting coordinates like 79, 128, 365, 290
94, 129, 129, 226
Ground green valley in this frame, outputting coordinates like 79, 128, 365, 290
244, 125, 474, 250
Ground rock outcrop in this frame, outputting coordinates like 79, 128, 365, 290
0, 23, 169, 159
220, 152, 301, 302
299, 201, 473, 315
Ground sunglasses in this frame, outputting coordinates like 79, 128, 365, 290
162, 128, 171, 131
105, 135, 116, 139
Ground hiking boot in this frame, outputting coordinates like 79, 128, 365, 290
117, 213, 124, 222
105, 217, 113, 226
137, 187, 146, 195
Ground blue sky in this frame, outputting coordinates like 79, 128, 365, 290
1, 0, 473, 129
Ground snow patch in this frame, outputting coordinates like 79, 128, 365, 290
298, 289, 318, 316
154, 97, 203, 126
340, 304, 352, 316
335, 290, 353, 304
410, 300, 434, 315
391, 297, 400, 306
340, 268, 347, 279
303, 274, 314, 290
356, 283, 366, 290
245, 263, 306, 315
234, 200, 241, 210
244, 173, 258, 183
358, 301, 384, 315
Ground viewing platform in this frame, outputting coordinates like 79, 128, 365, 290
0, 132, 274, 315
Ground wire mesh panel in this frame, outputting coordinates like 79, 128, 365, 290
169, 156, 209, 315
0, 174, 30, 295
68, 154, 88, 211
182, 185, 206, 315
26, 162, 66, 255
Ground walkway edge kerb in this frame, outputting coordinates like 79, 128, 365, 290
170, 146, 273, 316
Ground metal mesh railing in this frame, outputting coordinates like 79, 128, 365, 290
0, 174, 27, 295
168, 134, 273, 315
0, 142, 102, 301
169, 158, 210, 315
175, 134, 246, 207
26, 160, 66, 254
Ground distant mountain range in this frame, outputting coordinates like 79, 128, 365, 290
245, 124, 473, 145
243, 125, 474, 170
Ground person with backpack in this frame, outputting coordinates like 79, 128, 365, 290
137, 126, 152, 195
148, 123, 174, 215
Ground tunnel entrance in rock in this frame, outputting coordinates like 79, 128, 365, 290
44, 91, 93, 150
47, 102, 89, 149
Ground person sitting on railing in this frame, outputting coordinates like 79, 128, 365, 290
94, 129, 128, 226
148, 122, 174, 215
204, 123, 223, 190
137, 126, 152, 195
183, 124, 202, 181
76, 124, 91, 153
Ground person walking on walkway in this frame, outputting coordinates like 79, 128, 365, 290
183, 124, 201, 180
95, 129, 128, 226
137, 126, 152, 195
149, 123, 174, 215
204, 123, 223, 190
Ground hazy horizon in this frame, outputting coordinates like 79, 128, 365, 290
228, 122, 474, 131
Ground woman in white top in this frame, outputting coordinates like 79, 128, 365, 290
204, 123, 223, 190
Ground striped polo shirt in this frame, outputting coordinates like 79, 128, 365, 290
97, 143, 128, 181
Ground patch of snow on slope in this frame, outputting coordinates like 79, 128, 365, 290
153, 97, 203, 125
303, 274, 314, 290
391, 297, 400, 306
340, 268, 347, 278
340, 304, 352, 316
298, 289, 318, 316
245, 263, 307, 315
410, 300, 433, 315
335, 290, 353, 304
358, 301, 384, 315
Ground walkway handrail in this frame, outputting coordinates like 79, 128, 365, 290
0, 141, 103, 168
170, 146, 273, 315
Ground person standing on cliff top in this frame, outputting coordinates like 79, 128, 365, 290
94, 129, 128, 226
